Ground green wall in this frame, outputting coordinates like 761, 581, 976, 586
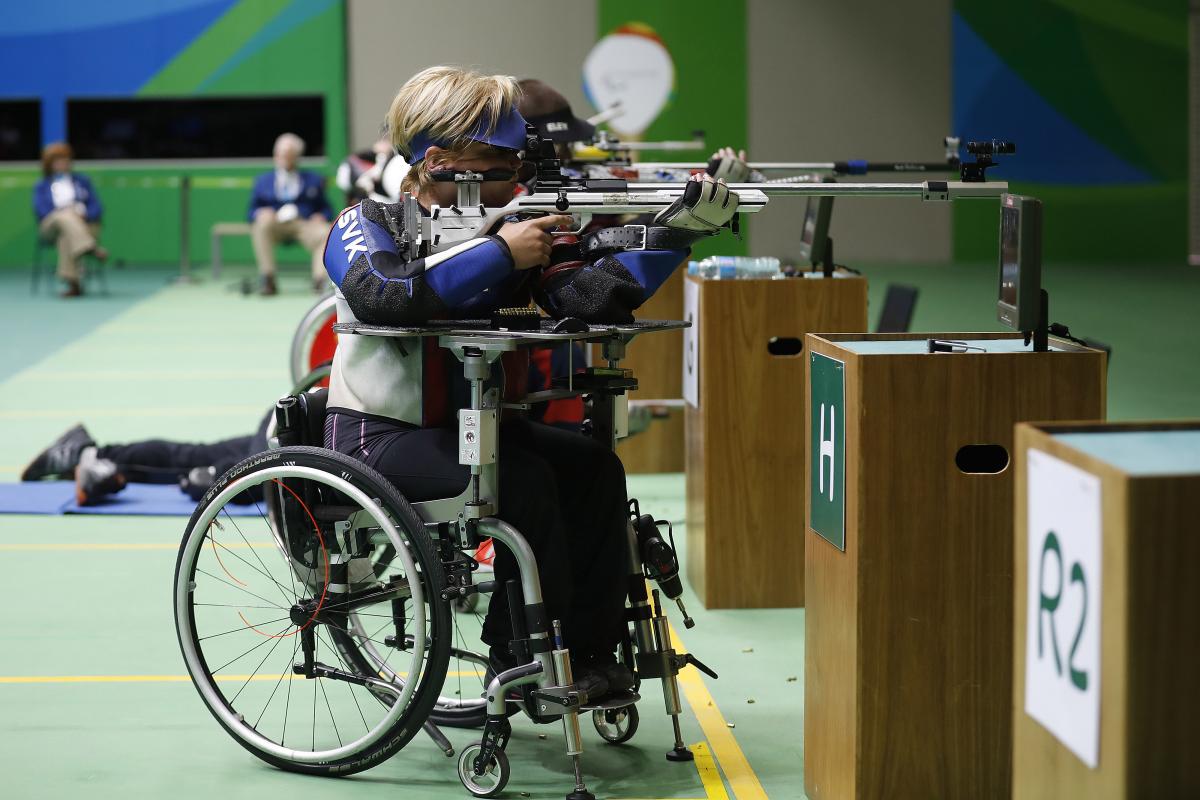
597, 0, 749, 258
953, 0, 1187, 262
0, 0, 347, 269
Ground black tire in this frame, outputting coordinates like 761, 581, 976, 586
593, 704, 639, 744
174, 445, 452, 776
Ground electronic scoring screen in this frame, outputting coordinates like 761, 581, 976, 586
999, 204, 1020, 309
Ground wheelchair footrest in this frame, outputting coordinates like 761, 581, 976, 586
579, 690, 639, 712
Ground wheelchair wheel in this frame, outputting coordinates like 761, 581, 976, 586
329, 538, 498, 730
290, 293, 336, 386
332, 574, 493, 729
457, 743, 510, 798
593, 704, 639, 744
174, 446, 451, 776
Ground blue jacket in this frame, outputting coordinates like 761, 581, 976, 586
324, 200, 685, 327
248, 170, 333, 222
33, 174, 102, 223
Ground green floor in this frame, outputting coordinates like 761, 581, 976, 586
0, 260, 1195, 799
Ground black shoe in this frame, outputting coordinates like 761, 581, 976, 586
21, 424, 95, 481
260, 275, 278, 296
593, 659, 636, 693
75, 448, 126, 506
584, 653, 636, 693
180, 466, 217, 502
573, 665, 610, 702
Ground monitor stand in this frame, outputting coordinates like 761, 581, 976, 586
1024, 288, 1049, 353
821, 236, 835, 278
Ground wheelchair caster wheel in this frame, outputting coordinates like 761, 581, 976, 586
458, 743, 510, 798
592, 704, 638, 744
454, 593, 480, 614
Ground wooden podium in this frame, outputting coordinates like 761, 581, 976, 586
615, 268, 686, 473
803, 333, 1106, 800
1013, 421, 1200, 800
685, 273, 867, 608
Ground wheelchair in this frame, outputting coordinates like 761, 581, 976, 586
288, 292, 337, 392
173, 318, 714, 799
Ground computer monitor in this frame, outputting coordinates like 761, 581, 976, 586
996, 193, 1043, 331
797, 194, 834, 268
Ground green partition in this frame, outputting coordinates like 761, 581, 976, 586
0, 0, 347, 269
596, 0, 749, 258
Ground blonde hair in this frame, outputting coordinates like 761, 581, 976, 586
386, 66, 521, 194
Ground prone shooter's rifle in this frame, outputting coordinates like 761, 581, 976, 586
396, 126, 1013, 260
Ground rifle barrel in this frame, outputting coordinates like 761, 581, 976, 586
636, 181, 1009, 200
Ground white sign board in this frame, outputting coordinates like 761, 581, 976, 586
1025, 448, 1102, 768
682, 277, 700, 407
582, 31, 674, 137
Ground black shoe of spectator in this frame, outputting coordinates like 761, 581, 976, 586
261, 275, 278, 296
21, 424, 95, 481
60, 279, 83, 298
75, 448, 126, 506
313, 277, 328, 294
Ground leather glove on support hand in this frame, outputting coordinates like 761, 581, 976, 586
653, 178, 738, 234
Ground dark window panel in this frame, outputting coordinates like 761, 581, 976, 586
66, 96, 325, 159
0, 100, 42, 161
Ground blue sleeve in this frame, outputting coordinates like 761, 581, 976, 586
79, 175, 102, 221
610, 249, 688, 300
247, 173, 272, 222
324, 204, 515, 326
32, 181, 52, 222
422, 238, 515, 306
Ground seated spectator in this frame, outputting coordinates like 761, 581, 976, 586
32, 142, 107, 298
249, 132, 334, 296
335, 136, 408, 205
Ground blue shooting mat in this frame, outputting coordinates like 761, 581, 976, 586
0, 482, 78, 515
0, 482, 259, 517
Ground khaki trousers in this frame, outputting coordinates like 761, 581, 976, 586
39, 208, 99, 281
250, 210, 329, 281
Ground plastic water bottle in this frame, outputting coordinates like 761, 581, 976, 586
693, 256, 781, 279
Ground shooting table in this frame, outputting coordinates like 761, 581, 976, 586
802, 332, 1106, 800
683, 271, 867, 608
1012, 421, 1200, 800
332, 317, 688, 446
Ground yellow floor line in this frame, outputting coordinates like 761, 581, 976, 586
0, 549, 766, 797
0, 406, 263, 419
0, 543, 271, 551
692, 740, 731, 800
13, 369, 278, 382
0, 670, 486, 684
671, 620, 769, 800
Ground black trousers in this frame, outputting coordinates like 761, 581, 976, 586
96, 414, 269, 483
325, 411, 630, 660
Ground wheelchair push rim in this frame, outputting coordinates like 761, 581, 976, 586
175, 460, 435, 767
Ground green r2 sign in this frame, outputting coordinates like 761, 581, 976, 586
809, 353, 845, 550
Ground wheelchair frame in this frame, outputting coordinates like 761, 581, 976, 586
177, 318, 710, 799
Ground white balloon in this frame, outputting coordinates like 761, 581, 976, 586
583, 32, 675, 137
